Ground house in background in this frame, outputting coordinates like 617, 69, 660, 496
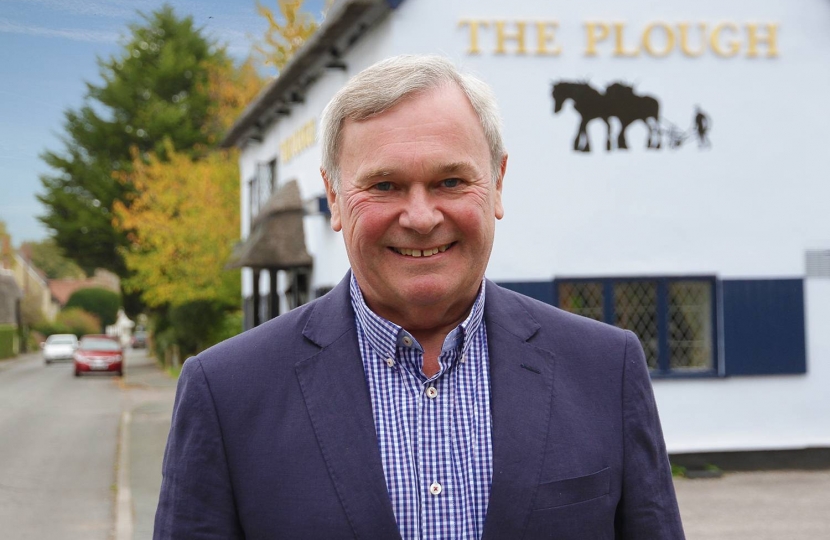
221, 0, 830, 460
10, 251, 59, 322
0, 270, 22, 358
48, 269, 120, 309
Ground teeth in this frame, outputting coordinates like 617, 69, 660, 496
394, 244, 450, 258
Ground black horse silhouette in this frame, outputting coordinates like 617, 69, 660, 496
552, 81, 611, 152
552, 81, 662, 152
604, 83, 661, 149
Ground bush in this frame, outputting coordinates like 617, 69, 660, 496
49, 308, 101, 338
35, 320, 72, 338
208, 311, 243, 345
65, 287, 121, 330
168, 300, 228, 356
149, 302, 239, 363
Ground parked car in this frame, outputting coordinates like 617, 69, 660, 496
42, 334, 78, 364
131, 331, 147, 349
73, 334, 124, 377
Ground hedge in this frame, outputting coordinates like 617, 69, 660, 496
0, 324, 18, 359
65, 287, 121, 330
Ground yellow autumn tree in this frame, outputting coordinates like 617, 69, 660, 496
254, 0, 319, 71
203, 58, 265, 145
114, 143, 241, 308
114, 57, 265, 309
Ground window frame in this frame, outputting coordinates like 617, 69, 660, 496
552, 275, 720, 379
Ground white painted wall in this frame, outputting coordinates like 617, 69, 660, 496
236, 0, 830, 453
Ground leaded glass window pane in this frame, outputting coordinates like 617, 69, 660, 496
668, 281, 713, 370
558, 282, 603, 321
614, 281, 658, 369
258, 162, 274, 206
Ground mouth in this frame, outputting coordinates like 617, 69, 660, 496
389, 242, 455, 258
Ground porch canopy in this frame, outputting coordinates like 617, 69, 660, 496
227, 180, 313, 326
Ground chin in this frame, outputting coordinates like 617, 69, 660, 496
397, 277, 464, 306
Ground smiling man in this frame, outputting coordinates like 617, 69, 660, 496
154, 56, 685, 540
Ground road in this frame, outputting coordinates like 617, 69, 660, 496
0, 351, 122, 540
2, 349, 829, 539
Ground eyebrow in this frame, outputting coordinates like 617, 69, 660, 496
360, 168, 393, 182
358, 161, 477, 184
435, 162, 475, 176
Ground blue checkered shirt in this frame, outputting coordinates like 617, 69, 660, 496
350, 275, 493, 540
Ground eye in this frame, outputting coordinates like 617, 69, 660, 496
441, 178, 462, 188
373, 181, 393, 192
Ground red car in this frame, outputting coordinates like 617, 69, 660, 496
74, 334, 124, 377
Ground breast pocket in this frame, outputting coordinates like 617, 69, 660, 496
532, 467, 611, 510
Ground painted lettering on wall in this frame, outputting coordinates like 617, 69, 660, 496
280, 119, 316, 165
457, 20, 779, 58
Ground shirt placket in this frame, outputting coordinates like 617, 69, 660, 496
417, 352, 456, 539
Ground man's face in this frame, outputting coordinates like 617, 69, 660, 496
324, 84, 506, 324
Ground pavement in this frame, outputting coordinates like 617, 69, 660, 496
674, 470, 830, 539
117, 349, 178, 540
115, 351, 830, 540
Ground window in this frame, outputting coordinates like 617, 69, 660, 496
249, 160, 278, 225
554, 277, 717, 376
258, 160, 276, 208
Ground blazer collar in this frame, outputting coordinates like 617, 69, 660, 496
301, 271, 355, 348
296, 271, 402, 539
482, 280, 556, 540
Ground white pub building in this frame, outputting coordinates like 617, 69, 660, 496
223, 0, 830, 462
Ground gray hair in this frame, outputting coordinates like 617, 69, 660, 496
320, 55, 505, 192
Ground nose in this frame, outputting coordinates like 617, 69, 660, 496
399, 188, 443, 234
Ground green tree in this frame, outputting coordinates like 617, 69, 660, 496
38, 5, 227, 276
20, 239, 85, 280
65, 288, 121, 329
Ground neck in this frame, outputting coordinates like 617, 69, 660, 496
366, 296, 474, 345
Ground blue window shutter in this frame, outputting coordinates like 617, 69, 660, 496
497, 281, 555, 305
722, 279, 807, 376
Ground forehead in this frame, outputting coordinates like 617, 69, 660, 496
338, 84, 490, 180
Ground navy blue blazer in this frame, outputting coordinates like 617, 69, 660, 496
154, 274, 684, 539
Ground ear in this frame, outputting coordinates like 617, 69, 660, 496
494, 154, 507, 220
321, 168, 342, 232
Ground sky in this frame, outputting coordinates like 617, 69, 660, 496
0, 0, 324, 245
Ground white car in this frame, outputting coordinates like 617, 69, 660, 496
42, 334, 78, 364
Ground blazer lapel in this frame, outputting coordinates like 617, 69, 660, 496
295, 274, 401, 540
482, 281, 556, 540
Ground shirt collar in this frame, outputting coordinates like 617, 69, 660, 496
350, 273, 486, 361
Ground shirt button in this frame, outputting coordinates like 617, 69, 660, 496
385, 357, 395, 367
425, 386, 438, 399
460, 353, 466, 363
402, 336, 413, 347
429, 482, 442, 495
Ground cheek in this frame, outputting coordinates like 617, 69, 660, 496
342, 200, 396, 246
447, 197, 494, 235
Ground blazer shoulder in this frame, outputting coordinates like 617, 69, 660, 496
193, 296, 322, 373
488, 282, 629, 356
494, 283, 625, 334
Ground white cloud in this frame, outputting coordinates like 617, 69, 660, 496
0, 18, 119, 42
